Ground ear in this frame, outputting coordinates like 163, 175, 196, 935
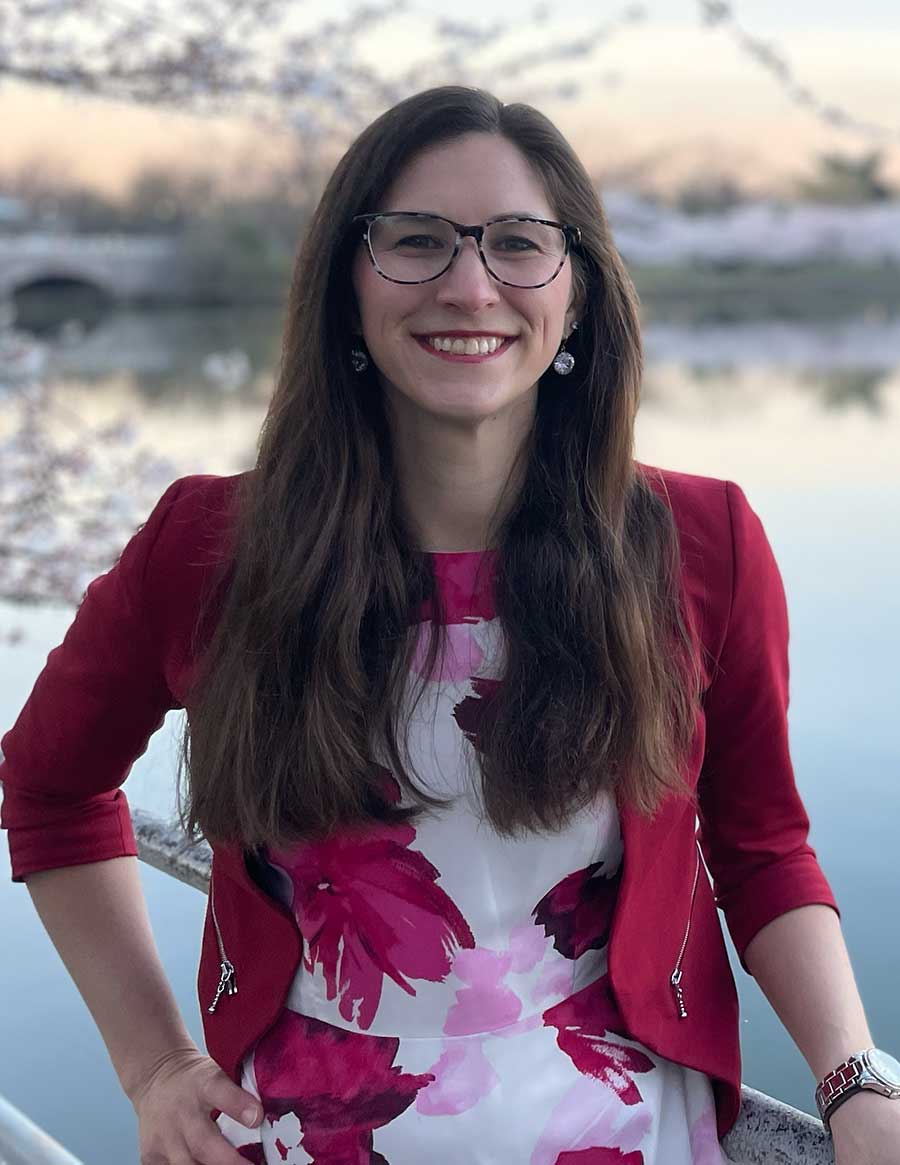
348, 281, 363, 335
566, 265, 587, 337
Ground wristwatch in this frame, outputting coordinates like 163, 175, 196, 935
815, 1047, 900, 1132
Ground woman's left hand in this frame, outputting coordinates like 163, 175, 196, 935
830, 1091, 900, 1164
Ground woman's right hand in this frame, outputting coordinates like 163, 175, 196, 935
129, 1045, 263, 1164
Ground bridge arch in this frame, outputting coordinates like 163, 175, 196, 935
12, 270, 115, 299
10, 272, 114, 330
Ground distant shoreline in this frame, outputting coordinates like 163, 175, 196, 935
632, 260, 900, 322
7, 250, 900, 331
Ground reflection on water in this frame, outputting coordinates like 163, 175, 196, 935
5, 371, 897, 503
46, 305, 285, 402
8, 300, 900, 389
2, 303, 898, 486
643, 313, 900, 370
813, 368, 889, 413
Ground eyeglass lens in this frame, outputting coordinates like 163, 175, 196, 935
367, 215, 567, 287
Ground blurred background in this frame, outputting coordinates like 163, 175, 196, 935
1, 1, 899, 1161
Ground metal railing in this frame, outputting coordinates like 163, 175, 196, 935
131, 809, 835, 1165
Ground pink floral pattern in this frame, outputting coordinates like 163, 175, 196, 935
530, 1076, 652, 1165
556, 1150, 643, 1164
543, 976, 654, 1105
415, 1037, 500, 1117
690, 1105, 727, 1165
250, 1010, 433, 1164
268, 771, 475, 1031
533, 860, 621, 959
527, 847, 658, 1162
415, 550, 498, 626
411, 618, 486, 682
451, 674, 501, 750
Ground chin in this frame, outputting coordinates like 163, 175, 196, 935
382, 367, 536, 417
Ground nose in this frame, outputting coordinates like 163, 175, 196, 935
434, 236, 500, 313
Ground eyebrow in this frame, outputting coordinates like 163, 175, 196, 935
381, 209, 554, 220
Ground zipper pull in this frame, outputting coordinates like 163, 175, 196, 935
668, 846, 700, 1021
208, 959, 238, 1013
670, 967, 688, 1019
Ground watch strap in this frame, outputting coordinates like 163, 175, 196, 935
815, 1051, 868, 1130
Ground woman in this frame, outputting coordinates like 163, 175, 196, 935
2, 87, 899, 1165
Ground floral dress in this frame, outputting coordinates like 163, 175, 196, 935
216, 549, 737, 1165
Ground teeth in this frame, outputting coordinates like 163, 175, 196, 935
427, 336, 504, 354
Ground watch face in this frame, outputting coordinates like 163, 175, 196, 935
867, 1049, 900, 1087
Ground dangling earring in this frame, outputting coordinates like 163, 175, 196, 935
552, 321, 577, 376
350, 344, 369, 373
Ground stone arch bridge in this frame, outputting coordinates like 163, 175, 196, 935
0, 233, 187, 302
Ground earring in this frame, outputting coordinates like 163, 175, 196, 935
552, 324, 576, 376
350, 344, 369, 373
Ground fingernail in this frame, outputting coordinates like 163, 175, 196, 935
243, 1107, 260, 1127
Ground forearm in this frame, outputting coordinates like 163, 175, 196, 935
743, 903, 872, 1081
25, 855, 198, 1101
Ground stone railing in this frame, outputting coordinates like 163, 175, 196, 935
0, 1093, 85, 1165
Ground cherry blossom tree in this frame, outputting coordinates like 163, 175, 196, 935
0, 374, 179, 642
2, 0, 897, 628
0, 0, 645, 627
0, 0, 646, 142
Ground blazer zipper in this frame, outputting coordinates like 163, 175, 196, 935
669, 843, 701, 1020
207, 877, 238, 1014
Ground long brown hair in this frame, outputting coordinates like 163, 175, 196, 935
178, 86, 703, 851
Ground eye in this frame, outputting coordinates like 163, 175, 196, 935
393, 234, 448, 250
492, 234, 541, 252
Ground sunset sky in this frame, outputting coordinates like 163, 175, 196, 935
2, 0, 898, 198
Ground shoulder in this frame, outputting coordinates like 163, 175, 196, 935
140, 471, 247, 573
634, 460, 761, 561
635, 462, 773, 666
132, 472, 248, 653
636, 460, 730, 532
150, 471, 246, 541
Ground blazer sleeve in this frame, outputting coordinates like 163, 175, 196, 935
0, 478, 187, 882
696, 479, 839, 970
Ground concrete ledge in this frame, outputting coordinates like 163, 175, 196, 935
721, 1085, 833, 1163
132, 811, 835, 1165
132, 807, 211, 893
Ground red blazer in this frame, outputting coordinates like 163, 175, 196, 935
0, 466, 839, 1138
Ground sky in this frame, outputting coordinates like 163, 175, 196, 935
1, 0, 898, 198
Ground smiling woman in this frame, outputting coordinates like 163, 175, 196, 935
3, 85, 896, 1165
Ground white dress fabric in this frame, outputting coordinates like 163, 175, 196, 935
217, 549, 738, 1164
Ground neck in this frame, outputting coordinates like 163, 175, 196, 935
385, 385, 536, 553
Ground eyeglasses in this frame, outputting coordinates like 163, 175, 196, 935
353, 212, 582, 289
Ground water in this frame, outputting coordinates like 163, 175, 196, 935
1, 303, 899, 1164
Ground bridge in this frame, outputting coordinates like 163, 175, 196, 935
0, 232, 188, 303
